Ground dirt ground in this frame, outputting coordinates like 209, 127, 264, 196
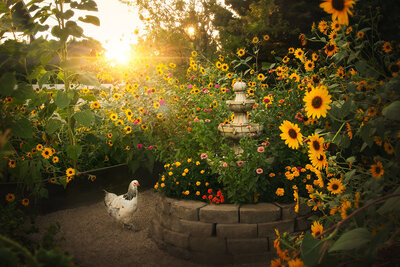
34, 189, 265, 267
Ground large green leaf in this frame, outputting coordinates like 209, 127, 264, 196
45, 119, 63, 135
0, 72, 16, 96
78, 15, 100, 26
301, 232, 325, 267
11, 118, 33, 139
54, 91, 69, 109
382, 101, 400, 121
329, 228, 371, 252
73, 110, 93, 127
66, 145, 82, 161
377, 187, 400, 215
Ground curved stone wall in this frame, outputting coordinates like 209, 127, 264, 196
150, 194, 312, 265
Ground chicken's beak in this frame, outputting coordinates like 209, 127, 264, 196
135, 181, 140, 187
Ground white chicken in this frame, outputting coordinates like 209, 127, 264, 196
104, 180, 140, 229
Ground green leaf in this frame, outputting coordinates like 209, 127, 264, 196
0, 72, 16, 96
46, 119, 63, 134
382, 101, 400, 121
76, 71, 100, 86
329, 228, 371, 252
78, 15, 100, 26
301, 232, 323, 267
377, 186, 400, 215
70, 0, 98, 11
54, 91, 69, 109
66, 145, 82, 161
11, 118, 33, 139
73, 110, 93, 127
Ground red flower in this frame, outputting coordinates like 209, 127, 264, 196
207, 189, 213, 194
202, 195, 207, 200
208, 195, 213, 200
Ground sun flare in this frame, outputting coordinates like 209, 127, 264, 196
104, 41, 132, 64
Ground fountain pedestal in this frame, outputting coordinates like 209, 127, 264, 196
218, 81, 263, 154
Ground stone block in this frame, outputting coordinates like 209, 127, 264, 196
233, 252, 273, 265
159, 196, 176, 215
162, 228, 189, 248
258, 219, 295, 238
298, 202, 312, 216
171, 200, 206, 221
227, 238, 269, 254
189, 236, 227, 254
216, 223, 257, 238
240, 203, 281, 223
295, 216, 312, 232
160, 214, 182, 232
199, 204, 239, 224
274, 202, 297, 220
178, 219, 214, 237
165, 245, 191, 260
149, 218, 164, 242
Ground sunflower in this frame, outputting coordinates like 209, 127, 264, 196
294, 48, 304, 59
112, 93, 120, 100
8, 159, 16, 168
320, 0, 355, 25
382, 42, 392, 53
357, 31, 365, 39
141, 124, 148, 130
216, 61, 222, 68
5, 193, 15, 202
36, 144, 43, 151
308, 133, 325, 156
227, 72, 233, 79
312, 53, 319, 61
303, 85, 332, 119
109, 113, 118, 121
318, 20, 328, 34
336, 66, 346, 78
125, 126, 132, 134
191, 51, 197, 57
384, 142, 394, 155
66, 168, 75, 176
279, 120, 303, 149
370, 161, 384, 179
41, 148, 52, 159
329, 31, 338, 41
304, 60, 315, 71
263, 34, 270, 41
327, 178, 345, 194
309, 152, 328, 170
282, 56, 290, 63
311, 221, 324, 238
90, 101, 100, 109
252, 36, 259, 43
153, 102, 160, 109
237, 49, 245, 57
331, 20, 341, 31
257, 73, 265, 80
325, 42, 338, 56
21, 198, 30, 207
221, 63, 229, 72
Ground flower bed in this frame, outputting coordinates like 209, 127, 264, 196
150, 194, 312, 264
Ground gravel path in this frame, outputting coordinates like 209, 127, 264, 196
35, 189, 205, 267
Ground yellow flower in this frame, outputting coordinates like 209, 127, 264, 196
168, 172, 173, 176
36, 144, 43, 151
327, 178, 345, 194
66, 168, 75, 176
21, 198, 30, 207
308, 133, 325, 157
52, 156, 59, 163
191, 51, 197, 57
196, 181, 201, 186
113, 93, 120, 100
252, 36, 259, 43
5, 193, 15, 202
320, 0, 355, 25
263, 34, 270, 41
279, 120, 303, 149
41, 148, 52, 159
237, 49, 245, 57
124, 126, 132, 134
294, 48, 304, 59
311, 221, 323, 238
161, 183, 165, 188
90, 101, 100, 109
257, 73, 265, 80
303, 85, 332, 119
309, 152, 328, 170
382, 42, 392, 53
153, 102, 160, 109
275, 188, 284, 196
304, 60, 315, 71
370, 161, 384, 179
110, 113, 118, 121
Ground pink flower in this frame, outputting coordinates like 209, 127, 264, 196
188, 84, 193, 89
167, 73, 173, 77
205, 119, 211, 123
257, 147, 265, 153
261, 141, 270, 146
263, 98, 270, 103
236, 161, 244, 167
256, 168, 263, 174
148, 145, 154, 150
201, 153, 208, 159
159, 99, 165, 106
169, 142, 174, 146
215, 84, 220, 88
137, 144, 143, 149
134, 120, 139, 125
190, 75, 196, 79
194, 117, 199, 122
222, 162, 228, 167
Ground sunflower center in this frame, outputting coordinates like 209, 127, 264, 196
312, 140, 321, 151
317, 154, 324, 161
327, 44, 334, 51
288, 129, 298, 139
312, 96, 323, 109
332, 184, 339, 190
332, 0, 345, 11
375, 166, 381, 174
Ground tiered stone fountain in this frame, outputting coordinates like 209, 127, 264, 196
218, 81, 263, 153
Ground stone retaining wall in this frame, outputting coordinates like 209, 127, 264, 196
150, 194, 312, 265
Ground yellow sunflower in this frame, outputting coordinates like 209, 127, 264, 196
237, 49, 245, 57
308, 133, 325, 156
252, 36, 259, 43
325, 42, 338, 56
371, 161, 384, 179
294, 48, 304, 59
221, 63, 229, 72
382, 42, 392, 53
311, 221, 324, 238
304, 60, 315, 71
320, 0, 355, 25
66, 168, 75, 176
327, 178, 345, 194
309, 152, 328, 170
303, 85, 332, 119
279, 120, 303, 149
263, 34, 270, 41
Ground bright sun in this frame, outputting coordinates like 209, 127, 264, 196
187, 26, 195, 37
104, 41, 132, 64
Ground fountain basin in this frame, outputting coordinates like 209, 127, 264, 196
226, 100, 255, 113
218, 123, 263, 140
